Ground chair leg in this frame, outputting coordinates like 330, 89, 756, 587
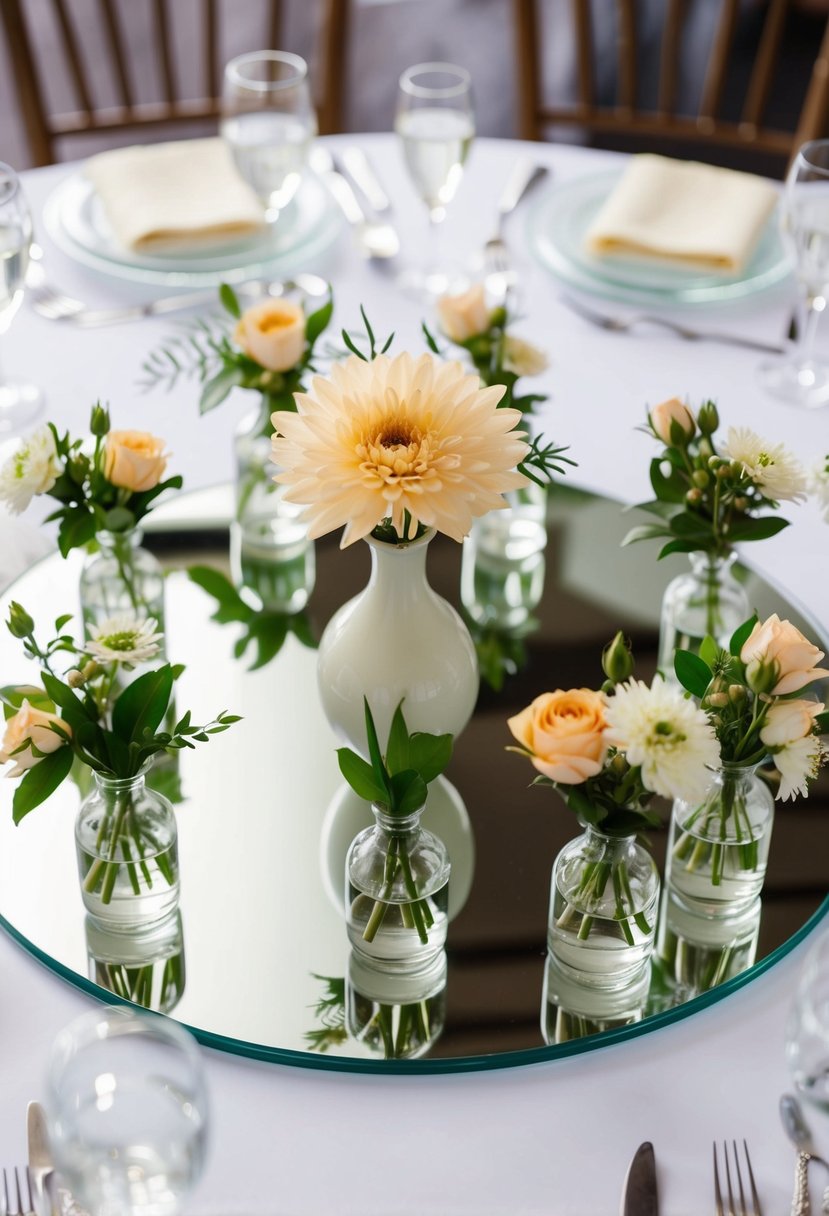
317, 0, 350, 135
513, 0, 541, 140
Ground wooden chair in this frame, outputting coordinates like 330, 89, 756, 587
2, 0, 351, 167
513, 0, 829, 174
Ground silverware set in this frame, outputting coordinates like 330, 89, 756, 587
1, 1168, 36, 1216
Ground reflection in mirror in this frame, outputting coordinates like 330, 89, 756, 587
188, 565, 316, 669
542, 951, 649, 1045
86, 908, 186, 1014
655, 890, 761, 999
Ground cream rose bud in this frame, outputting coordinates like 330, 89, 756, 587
104, 431, 168, 493
436, 284, 492, 343
507, 688, 608, 785
234, 299, 306, 372
649, 397, 696, 446
0, 699, 71, 778
760, 699, 823, 747
502, 336, 548, 377
740, 613, 829, 696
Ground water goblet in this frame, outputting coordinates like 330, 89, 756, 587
0, 162, 43, 432
221, 50, 317, 222
786, 931, 829, 1119
759, 139, 829, 408
395, 61, 475, 299
46, 1006, 208, 1216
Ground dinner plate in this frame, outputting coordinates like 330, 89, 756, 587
43, 167, 342, 287
527, 169, 793, 305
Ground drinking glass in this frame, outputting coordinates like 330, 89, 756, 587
759, 139, 829, 408
0, 162, 43, 432
786, 931, 829, 1116
221, 50, 317, 221
46, 1007, 208, 1216
395, 62, 475, 298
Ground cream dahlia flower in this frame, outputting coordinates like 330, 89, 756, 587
85, 614, 164, 666
604, 678, 720, 803
271, 352, 530, 547
0, 427, 60, 514
721, 427, 807, 503
772, 735, 828, 801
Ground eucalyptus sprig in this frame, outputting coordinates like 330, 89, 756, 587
340, 305, 394, 362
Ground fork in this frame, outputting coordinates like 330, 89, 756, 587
713, 1140, 763, 1216
558, 292, 785, 355
2, 1167, 36, 1216
483, 159, 548, 300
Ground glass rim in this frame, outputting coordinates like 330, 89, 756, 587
0, 161, 21, 207
224, 49, 309, 92
47, 1006, 205, 1090
793, 139, 829, 176
398, 61, 472, 100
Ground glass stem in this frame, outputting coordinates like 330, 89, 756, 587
796, 290, 825, 366
427, 206, 445, 276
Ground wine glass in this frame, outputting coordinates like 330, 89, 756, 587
0, 162, 43, 432
46, 1006, 208, 1216
220, 50, 317, 222
786, 932, 829, 1119
759, 139, 829, 408
395, 62, 475, 298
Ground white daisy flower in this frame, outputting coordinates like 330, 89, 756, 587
0, 427, 60, 514
604, 678, 720, 803
721, 426, 807, 503
85, 614, 164, 666
772, 735, 828, 802
808, 455, 829, 522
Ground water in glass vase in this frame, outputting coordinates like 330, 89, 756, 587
347, 880, 449, 965
396, 108, 474, 209
657, 551, 748, 679
461, 488, 546, 629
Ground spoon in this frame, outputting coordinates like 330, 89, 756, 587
310, 146, 399, 261
780, 1093, 829, 1216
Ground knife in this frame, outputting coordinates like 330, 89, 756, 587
621, 1141, 659, 1216
27, 1101, 54, 1216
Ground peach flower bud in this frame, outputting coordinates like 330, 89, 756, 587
507, 688, 608, 785
234, 299, 305, 372
0, 699, 71, 778
502, 336, 548, 377
741, 614, 829, 696
436, 284, 492, 343
649, 397, 696, 446
104, 431, 168, 492
760, 699, 823, 748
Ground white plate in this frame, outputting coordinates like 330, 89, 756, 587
43, 168, 342, 286
527, 169, 793, 305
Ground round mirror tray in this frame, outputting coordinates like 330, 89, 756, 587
1, 485, 826, 1073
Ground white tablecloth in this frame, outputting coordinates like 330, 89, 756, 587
1, 134, 827, 1215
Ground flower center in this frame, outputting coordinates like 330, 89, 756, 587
99, 630, 139, 652
259, 311, 296, 333
651, 720, 687, 747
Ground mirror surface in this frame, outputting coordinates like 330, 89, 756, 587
1, 486, 827, 1071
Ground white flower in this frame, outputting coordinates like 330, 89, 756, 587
808, 455, 829, 522
760, 699, 823, 747
721, 426, 807, 503
772, 735, 827, 802
85, 614, 164, 666
604, 677, 720, 802
0, 427, 60, 514
502, 336, 548, 377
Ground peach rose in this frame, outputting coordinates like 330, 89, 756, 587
104, 431, 168, 492
740, 614, 829, 696
0, 699, 71, 778
436, 284, 492, 343
507, 688, 608, 784
234, 299, 305, 372
760, 698, 823, 747
649, 397, 696, 445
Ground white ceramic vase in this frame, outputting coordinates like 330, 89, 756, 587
317, 530, 479, 754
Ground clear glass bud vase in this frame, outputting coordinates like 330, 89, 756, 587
79, 529, 165, 637
75, 765, 180, 930
657, 551, 749, 678
548, 824, 660, 988
346, 948, 447, 1059
666, 762, 774, 916
346, 803, 450, 968
460, 482, 547, 630
541, 949, 650, 1045
232, 394, 314, 612
85, 908, 186, 1013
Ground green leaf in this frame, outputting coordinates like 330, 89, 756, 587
112, 666, 174, 744
247, 616, 288, 670
698, 634, 719, 669
57, 507, 97, 558
199, 366, 244, 414
649, 458, 688, 504
407, 732, 453, 784
729, 614, 758, 658
563, 786, 604, 825
12, 744, 74, 824
336, 748, 388, 804
219, 282, 241, 319
103, 506, 135, 533
657, 538, 709, 560
54, 614, 73, 633
726, 516, 789, 543
669, 511, 714, 540
0, 684, 53, 718
385, 701, 410, 776
188, 566, 248, 612
620, 522, 671, 547
389, 769, 428, 815
674, 649, 713, 698
40, 673, 94, 729
363, 698, 390, 796
305, 294, 333, 347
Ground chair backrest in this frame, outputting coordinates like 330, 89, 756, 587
2, 0, 350, 167
513, 0, 829, 175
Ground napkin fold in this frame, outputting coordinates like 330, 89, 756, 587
85, 137, 266, 254
584, 154, 778, 273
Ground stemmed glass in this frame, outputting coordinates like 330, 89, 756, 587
759, 139, 829, 408
395, 62, 475, 298
787, 932, 829, 1118
0, 162, 43, 432
220, 50, 317, 222
46, 1007, 208, 1216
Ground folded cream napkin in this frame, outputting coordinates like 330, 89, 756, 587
85, 137, 266, 254
584, 153, 778, 273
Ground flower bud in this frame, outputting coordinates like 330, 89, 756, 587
610, 752, 628, 778
692, 469, 710, 489
728, 684, 747, 704
686, 488, 702, 505
705, 692, 729, 708
7, 601, 34, 639
697, 401, 719, 435
490, 306, 507, 329
697, 438, 713, 459
82, 660, 101, 680
730, 460, 744, 477
745, 657, 779, 697
733, 496, 748, 512
90, 402, 110, 437
67, 669, 85, 688
602, 630, 634, 685
649, 397, 696, 446
708, 455, 722, 470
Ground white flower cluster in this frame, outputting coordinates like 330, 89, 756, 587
0, 427, 59, 514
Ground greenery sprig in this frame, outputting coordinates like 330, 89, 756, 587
187, 565, 315, 670
339, 305, 394, 362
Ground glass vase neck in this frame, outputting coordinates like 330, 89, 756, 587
580, 821, 636, 846
93, 767, 148, 794
98, 528, 142, 555
371, 804, 424, 834
688, 550, 737, 578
